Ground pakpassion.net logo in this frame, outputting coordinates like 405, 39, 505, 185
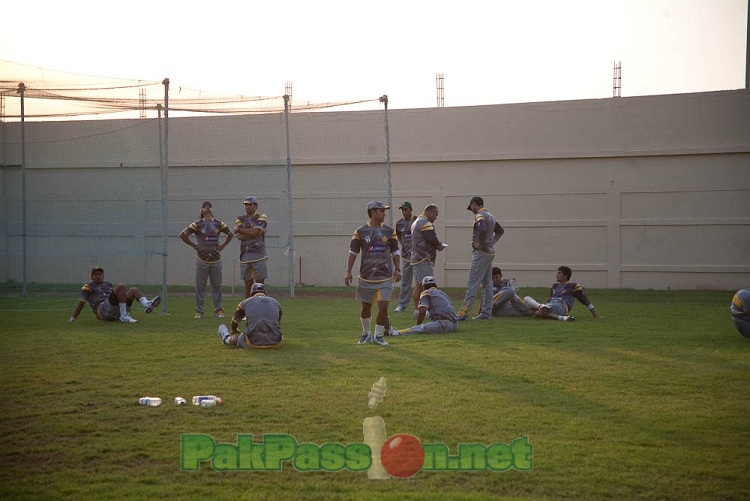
180, 377, 532, 478
181, 433, 533, 478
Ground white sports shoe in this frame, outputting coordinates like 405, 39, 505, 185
144, 296, 161, 314
393, 306, 405, 313
119, 315, 138, 323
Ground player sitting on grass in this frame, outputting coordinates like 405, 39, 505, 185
68, 267, 160, 324
523, 266, 598, 322
477, 267, 534, 318
218, 283, 282, 349
390, 276, 459, 335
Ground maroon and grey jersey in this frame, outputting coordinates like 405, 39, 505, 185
80, 281, 114, 311
183, 219, 231, 263
235, 213, 268, 263
472, 207, 504, 255
548, 281, 592, 313
395, 215, 416, 261
410, 214, 443, 265
349, 222, 400, 282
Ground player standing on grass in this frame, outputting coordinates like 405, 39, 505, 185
394, 201, 417, 313
345, 200, 401, 346
180, 204, 233, 319
68, 267, 160, 324
457, 196, 504, 320
234, 195, 268, 298
523, 266, 598, 321
409, 204, 447, 316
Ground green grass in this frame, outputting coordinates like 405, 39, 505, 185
1, 287, 749, 500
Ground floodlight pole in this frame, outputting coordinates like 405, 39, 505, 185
379, 95, 393, 227
161, 79, 170, 313
283, 94, 295, 298
17, 83, 27, 296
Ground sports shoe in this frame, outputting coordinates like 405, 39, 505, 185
144, 296, 161, 314
457, 315, 467, 321
539, 304, 551, 314
472, 314, 492, 320
119, 315, 138, 323
194, 311, 204, 319
372, 335, 389, 346
358, 332, 373, 345
562, 316, 576, 322
394, 306, 405, 313
390, 327, 400, 336
216, 309, 226, 318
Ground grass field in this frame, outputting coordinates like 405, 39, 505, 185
1, 286, 749, 500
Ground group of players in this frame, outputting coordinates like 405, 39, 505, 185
70, 196, 282, 350
345, 197, 600, 346
68, 195, 750, 346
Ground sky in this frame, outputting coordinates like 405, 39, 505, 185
1, 0, 748, 110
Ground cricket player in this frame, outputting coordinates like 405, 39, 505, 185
345, 200, 401, 346
234, 195, 269, 298
523, 266, 598, 322
391, 276, 459, 335
218, 283, 283, 349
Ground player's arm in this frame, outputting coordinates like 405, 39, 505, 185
493, 221, 505, 243
69, 300, 86, 322
230, 308, 245, 334
471, 216, 485, 250
574, 287, 598, 317
422, 226, 444, 252
416, 305, 428, 325
218, 226, 234, 251
389, 232, 401, 282
345, 252, 357, 286
179, 229, 198, 251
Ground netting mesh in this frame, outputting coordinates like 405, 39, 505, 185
0, 60, 392, 293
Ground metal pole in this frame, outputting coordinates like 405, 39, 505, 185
379, 95, 393, 227
283, 95, 295, 298
161, 79, 170, 312
17, 83, 27, 296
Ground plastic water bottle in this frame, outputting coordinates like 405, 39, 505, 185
511, 277, 517, 289
192, 395, 223, 406
138, 397, 162, 406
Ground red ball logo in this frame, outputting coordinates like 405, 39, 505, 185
380, 434, 425, 478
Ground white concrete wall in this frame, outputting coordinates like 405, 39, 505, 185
1, 89, 748, 290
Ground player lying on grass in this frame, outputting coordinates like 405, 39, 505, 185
523, 265, 598, 322
218, 283, 283, 349
390, 276, 459, 335
68, 267, 160, 324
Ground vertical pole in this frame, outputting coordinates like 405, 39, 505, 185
161, 79, 170, 312
379, 95, 393, 227
283, 95, 295, 298
17, 83, 27, 296
746, 1, 749, 89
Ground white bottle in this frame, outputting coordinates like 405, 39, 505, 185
192, 395, 223, 406
138, 397, 162, 406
